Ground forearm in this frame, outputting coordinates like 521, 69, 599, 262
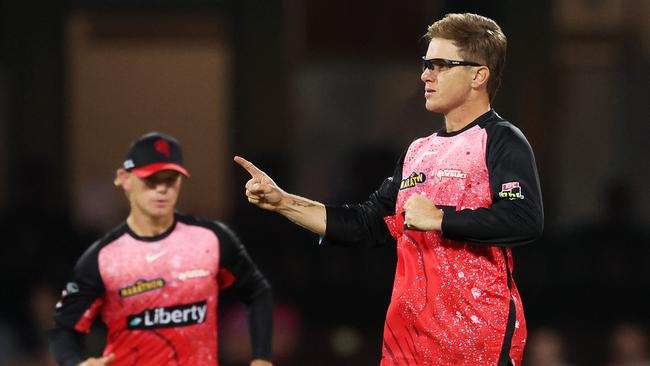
441, 201, 543, 246
275, 193, 326, 236
247, 287, 273, 361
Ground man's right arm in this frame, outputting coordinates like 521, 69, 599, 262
234, 156, 327, 235
234, 154, 403, 248
47, 327, 85, 366
48, 327, 114, 366
322, 173, 400, 248
274, 193, 327, 235
49, 242, 106, 366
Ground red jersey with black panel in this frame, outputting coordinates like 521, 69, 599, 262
324, 110, 543, 366
50, 213, 271, 366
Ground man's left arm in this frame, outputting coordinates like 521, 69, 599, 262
441, 122, 544, 246
214, 222, 273, 365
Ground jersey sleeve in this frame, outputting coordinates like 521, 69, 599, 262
48, 241, 106, 366
321, 153, 403, 248
213, 221, 273, 361
441, 121, 544, 246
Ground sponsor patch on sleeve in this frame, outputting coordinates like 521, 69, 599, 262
499, 181, 524, 200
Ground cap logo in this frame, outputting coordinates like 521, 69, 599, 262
154, 139, 171, 158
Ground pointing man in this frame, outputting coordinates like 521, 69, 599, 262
236, 13, 543, 366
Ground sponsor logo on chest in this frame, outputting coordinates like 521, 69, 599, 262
178, 269, 211, 281
145, 251, 166, 263
436, 169, 467, 179
119, 278, 166, 298
400, 172, 427, 190
127, 301, 207, 329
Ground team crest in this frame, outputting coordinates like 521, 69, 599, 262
154, 139, 171, 157
499, 182, 524, 200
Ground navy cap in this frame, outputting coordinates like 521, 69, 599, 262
123, 132, 190, 178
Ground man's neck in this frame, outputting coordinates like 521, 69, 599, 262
444, 98, 491, 133
127, 211, 174, 237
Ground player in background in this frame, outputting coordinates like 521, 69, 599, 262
235, 13, 543, 366
49, 132, 273, 366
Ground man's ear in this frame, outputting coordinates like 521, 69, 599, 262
471, 66, 490, 89
114, 168, 129, 188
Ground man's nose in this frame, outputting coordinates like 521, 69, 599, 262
154, 182, 169, 192
421, 68, 436, 82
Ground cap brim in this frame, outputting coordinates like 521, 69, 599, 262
131, 163, 190, 178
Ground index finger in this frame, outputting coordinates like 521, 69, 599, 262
234, 156, 264, 178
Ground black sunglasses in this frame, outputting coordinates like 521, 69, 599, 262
421, 57, 483, 72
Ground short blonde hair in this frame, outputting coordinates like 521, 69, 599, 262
425, 13, 507, 101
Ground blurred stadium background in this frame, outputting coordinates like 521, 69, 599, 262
1, 0, 649, 365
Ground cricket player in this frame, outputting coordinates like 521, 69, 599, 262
50, 132, 273, 366
235, 13, 543, 366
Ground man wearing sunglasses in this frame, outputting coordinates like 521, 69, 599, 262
236, 13, 543, 366
49, 132, 273, 366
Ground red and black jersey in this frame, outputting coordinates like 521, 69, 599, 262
49, 213, 272, 366
324, 110, 543, 366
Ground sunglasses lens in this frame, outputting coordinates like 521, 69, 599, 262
422, 59, 446, 72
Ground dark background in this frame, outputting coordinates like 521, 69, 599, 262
1, 0, 649, 365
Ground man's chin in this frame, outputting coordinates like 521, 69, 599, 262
147, 207, 174, 219
425, 102, 442, 113
425, 99, 453, 114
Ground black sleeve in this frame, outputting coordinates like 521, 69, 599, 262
48, 241, 106, 366
214, 221, 273, 361
47, 328, 84, 366
322, 153, 404, 248
441, 121, 544, 246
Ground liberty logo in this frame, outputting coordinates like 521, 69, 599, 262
154, 139, 170, 157
127, 301, 207, 329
